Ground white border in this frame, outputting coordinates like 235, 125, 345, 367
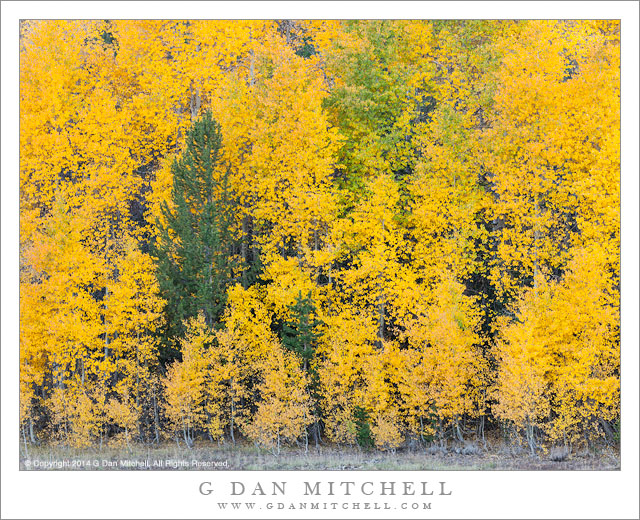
2, 2, 638, 519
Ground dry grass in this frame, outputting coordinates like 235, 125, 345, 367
19, 441, 620, 471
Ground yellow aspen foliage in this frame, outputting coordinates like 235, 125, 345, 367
47, 388, 103, 448
20, 21, 107, 216
482, 20, 619, 300
20, 190, 163, 446
221, 286, 275, 363
21, 21, 156, 232
20, 19, 173, 447
317, 307, 378, 445
494, 247, 619, 450
163, 314, 211, 446
492, 298, 552, 453
261, 256, 317, 321
369, 411, 405, 452
407, 24, 501, 285
299, 20, 363, 61
214, 285, 282, 440
102, 240, 165, 437
486, 21, 619, 451
401, 277, 488, 440
210, 327, 247, 445
21, 197, 104, 446
106, 393, 139, 449
219, 284, 316, 450
333, 173, 413, 341
242, 346, 313, 453
19, 20, 619, 452
209, 31, 340, 266
362, 343, 406, 450
408, 154, 485, 287
163, 310, 248, 446
317, 308, 405, 450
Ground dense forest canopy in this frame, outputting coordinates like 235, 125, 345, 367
19, 20, 620, 453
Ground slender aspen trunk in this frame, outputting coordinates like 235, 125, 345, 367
135, 333, 142, 440
378, 300, 385, 344
314, 227, 320, 283
377, 267, 385, 345
526, 419, 537, 456
313, 419, 320, 448
175, 103, 183, 144
22, 424, 29, 459
455, 419, 464, 442
241, 216, 249, 289
478, 415, 486, 447
533, 194, 540, 296
190, 83, 201, 120
182, 416, 190, 448
296, 239, 304, 268
250, 44, 255, 87
230, 381, 236, 446
377, 218, 385, 345
153, 392, 160, 444
285, 21, 292, 44
135, 335, 140, 403
104, 285, 110, 361
104, 229, 112, 362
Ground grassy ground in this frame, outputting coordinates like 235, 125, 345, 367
19, 441, 620, 471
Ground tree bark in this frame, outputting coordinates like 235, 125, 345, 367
241, 216, 249, 289
190, 82, 201, 120
230, 382, 236, 446
153, 392, 160, 443
104, 285, 110, 361
22, 424, 29, 459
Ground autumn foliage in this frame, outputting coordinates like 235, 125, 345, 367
20, 20, 619, 453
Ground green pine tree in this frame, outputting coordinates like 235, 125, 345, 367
281, 290, 323, 445
152, 111, 234, 359
282, 291, 320, 371
353, 406, 375, 450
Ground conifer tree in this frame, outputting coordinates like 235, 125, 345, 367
282, 291, 320, 371
153, 111, 234, 352
281, 290, 323, 444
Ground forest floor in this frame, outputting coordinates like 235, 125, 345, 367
19, 440, 620, 471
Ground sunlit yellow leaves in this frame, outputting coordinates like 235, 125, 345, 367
483, 20, 619, 300
242, 347, 313, 452
493, 248, 619, 446
19, 20, 619, 451
163, 314, 213, 443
